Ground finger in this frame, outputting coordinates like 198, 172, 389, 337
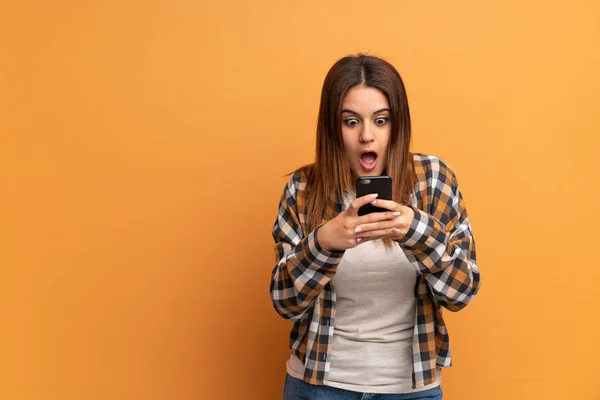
369, 199, 402, 211
356, 237, 376, 245
356, 227, 401, 239
356, 210, 401, 226
354, 219, 399, 234
347, 193, 379, 216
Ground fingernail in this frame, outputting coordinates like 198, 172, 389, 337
357, 238, 363, 243
393, 212, 401, 216
371, 200, 377, 205
370, 194, 379, 199
354, 227, 362, 233
392, 228, 400, 233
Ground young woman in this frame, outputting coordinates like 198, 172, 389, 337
270, 54, 481, 400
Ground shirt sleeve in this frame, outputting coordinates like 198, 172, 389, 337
269, 172, 344, 321
396, 159, 481, 311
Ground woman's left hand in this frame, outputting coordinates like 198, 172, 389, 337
353, 199, 415, 242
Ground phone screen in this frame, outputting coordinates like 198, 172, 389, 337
356, 176, 392, 216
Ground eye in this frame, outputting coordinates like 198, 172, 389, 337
374, 117, 388, 126
344, 118, 359, 127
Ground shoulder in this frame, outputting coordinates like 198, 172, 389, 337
281, 164, 314, 202
412, 153, 457, 185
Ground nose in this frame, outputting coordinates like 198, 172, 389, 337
360, 122, 375, 143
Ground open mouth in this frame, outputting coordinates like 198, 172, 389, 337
359, 150, 378, 172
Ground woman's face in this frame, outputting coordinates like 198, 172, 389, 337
341, 85, 392, 182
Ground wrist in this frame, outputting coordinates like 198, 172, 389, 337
316, 223, 336, 252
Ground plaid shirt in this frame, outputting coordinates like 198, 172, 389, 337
270, 153, 481, 389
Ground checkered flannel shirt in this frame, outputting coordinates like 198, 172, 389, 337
269, 153, 481, 388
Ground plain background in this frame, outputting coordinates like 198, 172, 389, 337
2, 0, 599, 399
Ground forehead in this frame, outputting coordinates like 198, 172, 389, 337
342, 85, 389, 111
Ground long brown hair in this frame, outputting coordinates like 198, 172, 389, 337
306, 54, 415, 231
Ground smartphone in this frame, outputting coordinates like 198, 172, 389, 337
356, 176, 392, 216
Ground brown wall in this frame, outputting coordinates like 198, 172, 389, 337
2, 1, 599, 399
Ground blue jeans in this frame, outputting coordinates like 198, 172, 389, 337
283, 374, 443, 400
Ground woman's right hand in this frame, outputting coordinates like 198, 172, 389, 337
316, 194, 402, 252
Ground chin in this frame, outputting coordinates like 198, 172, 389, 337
362, 167, 385, 176
352, 170, 382, 179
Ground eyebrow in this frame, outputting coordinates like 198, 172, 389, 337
341, 108, 391, 115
